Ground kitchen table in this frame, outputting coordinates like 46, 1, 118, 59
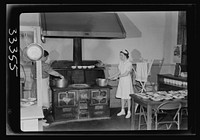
130, 93, 187, 130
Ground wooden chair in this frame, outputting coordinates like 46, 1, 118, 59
133, 59, 154, 93
132, 59, 154, 124
180, 105, 188, 123
154, 101, 182, 130
138, 105, 147, 130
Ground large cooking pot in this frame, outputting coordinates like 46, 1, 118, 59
51, 77, 68, 88
96, 78, 109, 87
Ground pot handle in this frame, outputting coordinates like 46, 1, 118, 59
51, 75, 63, 80
106, 77, 117, 81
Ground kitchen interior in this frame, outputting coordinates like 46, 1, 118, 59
19, 11, 188, 132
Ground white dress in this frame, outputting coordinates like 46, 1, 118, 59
116, 60, 134, 99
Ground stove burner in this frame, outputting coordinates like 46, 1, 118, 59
68, 84, 90, 88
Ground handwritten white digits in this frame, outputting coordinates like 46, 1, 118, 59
9, 63, 18, 77
9, 29, 17, 35
8, 55, 18, 64
9, 45, 18, 54
8, 28, 18, 77
9, 37, 17, 44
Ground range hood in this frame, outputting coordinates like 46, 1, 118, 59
40, 12, 126, 39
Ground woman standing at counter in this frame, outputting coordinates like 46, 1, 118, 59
31, 50, 64, 108
108, 49, 134, 118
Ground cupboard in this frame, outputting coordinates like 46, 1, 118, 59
157, 74, 187, 91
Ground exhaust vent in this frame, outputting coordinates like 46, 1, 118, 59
40, 12, 126, 39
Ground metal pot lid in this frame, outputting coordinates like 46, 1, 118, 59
26, 43, 43, 61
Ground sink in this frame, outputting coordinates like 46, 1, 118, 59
68, 84, 90, 88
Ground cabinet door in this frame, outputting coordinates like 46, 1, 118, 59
21, 119, 39, 131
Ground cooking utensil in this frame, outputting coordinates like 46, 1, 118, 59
51, 77, 68, 88
78, 66, 83, 69
88, 65, 95, 69
71, 66, 76, 69
96, 78, 110, 87
26, 43, 44, 61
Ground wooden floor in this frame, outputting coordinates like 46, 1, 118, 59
43, 107, 188, 132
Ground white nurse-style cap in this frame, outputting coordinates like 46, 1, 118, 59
120, 49, 129, 55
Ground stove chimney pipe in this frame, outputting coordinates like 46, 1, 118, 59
73, 38, 82, 66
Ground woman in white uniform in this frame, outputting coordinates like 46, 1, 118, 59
108, 49, 134, 118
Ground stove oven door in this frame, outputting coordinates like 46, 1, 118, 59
58, 91, 76, 107
91, 89, 108, 105
99, 89, 108, 104
53, 90, 78, 121
90, 88, 110, 118
91, 90, 100, 105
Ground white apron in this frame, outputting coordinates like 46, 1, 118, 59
116, 60, 134, 99
31, 77, 51, 108
42, 77, 51, 108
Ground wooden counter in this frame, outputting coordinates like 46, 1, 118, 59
20, 105, 44, 131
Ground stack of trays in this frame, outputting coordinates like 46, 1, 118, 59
135, 90, 187, 101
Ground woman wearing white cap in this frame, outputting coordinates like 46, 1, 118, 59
108, 49, 134, 118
